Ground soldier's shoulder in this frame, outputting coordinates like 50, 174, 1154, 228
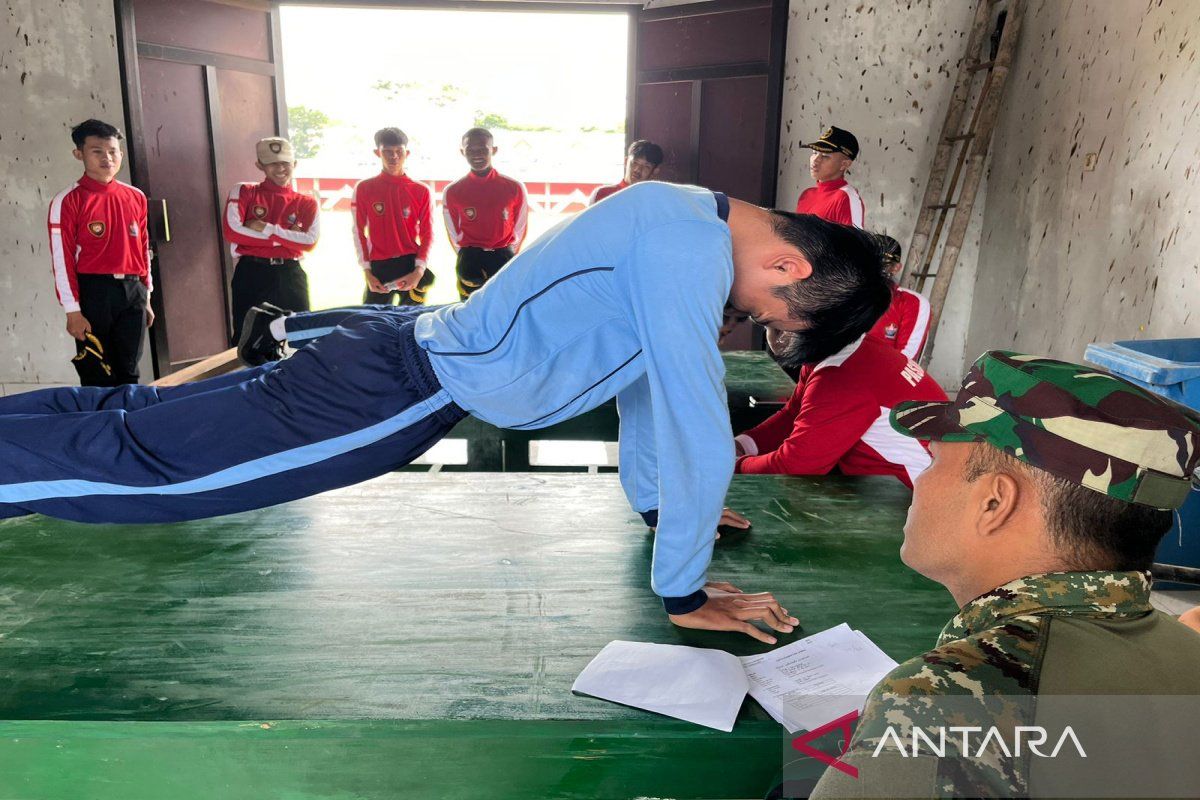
874, 615, 1046, 702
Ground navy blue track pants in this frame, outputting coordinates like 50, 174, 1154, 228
0, 306, 465, 523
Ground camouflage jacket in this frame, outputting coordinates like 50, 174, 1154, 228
807, 570, 1200, 799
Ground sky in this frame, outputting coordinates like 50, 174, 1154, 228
280, 5, 630, 181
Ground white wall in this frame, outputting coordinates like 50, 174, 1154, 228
0, 0, 129, 393
775, 0, 983, 384
965, 0, 1200, 366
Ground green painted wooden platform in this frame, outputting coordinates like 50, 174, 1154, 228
0, 473, 955, 799
447, 350, 797, 470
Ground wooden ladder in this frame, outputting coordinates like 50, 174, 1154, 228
904, 0, 1025, 366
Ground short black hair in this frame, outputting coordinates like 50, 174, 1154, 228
462, 127, 493, 145
71, 119, 123, 149
628, 139, 664, 166
767, 212, 892, 366
962, 444, 1173, 572
374, 127, 408, 147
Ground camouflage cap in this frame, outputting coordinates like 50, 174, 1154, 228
891, 351, 1200, 509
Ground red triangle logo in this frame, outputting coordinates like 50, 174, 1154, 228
791, 709, 860, 778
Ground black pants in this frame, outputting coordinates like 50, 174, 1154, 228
230, 257, 310, 344
76, 275, 148, 387
363, 256, 436, 306
455, 246, 513, 300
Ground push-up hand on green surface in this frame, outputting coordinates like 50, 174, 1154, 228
669, 581, 799, 645
649, 506, 794, 643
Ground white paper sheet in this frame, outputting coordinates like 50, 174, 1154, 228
571, 640, 749, 732
572, 626, 898, 734
739, 623, 898, 733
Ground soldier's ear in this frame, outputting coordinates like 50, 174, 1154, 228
976, 471, 1021, 538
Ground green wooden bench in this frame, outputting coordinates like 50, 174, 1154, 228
0, 473, 953, 799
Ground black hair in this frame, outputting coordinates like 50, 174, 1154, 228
71, 119, 123, 149
628, 139, 664, 167
876, 233, 902, 264
462, 127, 494, 145
962, 444, 1173, 572
374, 127, 409, 148
767, 211, 893, 367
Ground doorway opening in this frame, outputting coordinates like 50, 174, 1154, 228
279, 4, 631, 309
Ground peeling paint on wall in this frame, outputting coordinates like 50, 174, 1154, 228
1, 0, 126, 385
776, 0, 982, 384
967, 0, 1199, 369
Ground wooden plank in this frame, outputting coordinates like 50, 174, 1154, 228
149, 347, 241, 386
904, 0, 993, 289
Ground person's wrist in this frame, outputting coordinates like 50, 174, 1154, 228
663, 589, 708, 615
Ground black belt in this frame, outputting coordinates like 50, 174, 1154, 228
78, 273, 141, 282
241, 255, 299, 266
460, 245, 514, 254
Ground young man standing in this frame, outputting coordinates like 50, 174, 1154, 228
222, 137, 319, 343
589, 139, 664, 205
794, 126, 866, 228
0, 183, 890, 641
868, 235, 931, 360
351, 127, 435, 306
47, 119, 153, 386
442, 127, 529, 299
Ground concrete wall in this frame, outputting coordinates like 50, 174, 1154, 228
775, 0, 984, 384
0, 0, 128, 393
965, 0, 1200, 367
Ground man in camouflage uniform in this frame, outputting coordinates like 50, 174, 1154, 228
807, 351, 1200, 799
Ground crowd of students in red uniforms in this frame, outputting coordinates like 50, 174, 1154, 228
47, 116, 942, 490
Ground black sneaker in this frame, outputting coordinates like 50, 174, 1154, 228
237, 306, 286, 366
256, 301, 294, 317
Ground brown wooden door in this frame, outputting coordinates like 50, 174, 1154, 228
631, 0, 788, 350
116, 0, 286, 376
632, 0, 788, 206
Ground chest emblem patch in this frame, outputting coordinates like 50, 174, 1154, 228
464, 207, 477, 221
402, 206, 411, 219
252, 205, 268, 219
373, 201, 385, 215
128, 222, 139, 237
501, 208, 510, 220
884, 323, 899, 339
87, 221, 106, 238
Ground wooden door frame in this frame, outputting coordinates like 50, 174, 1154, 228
113, 0, 286, 378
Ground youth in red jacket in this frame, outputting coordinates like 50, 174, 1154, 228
351, 127, 435, 306
794, 126, 865, 227
48, 119, 154, 386
442, 127, 530, 298
221, 136, 319, 343
734, 334, 947, 487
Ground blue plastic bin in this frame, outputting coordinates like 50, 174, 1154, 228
1085, 338, 1200, 577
